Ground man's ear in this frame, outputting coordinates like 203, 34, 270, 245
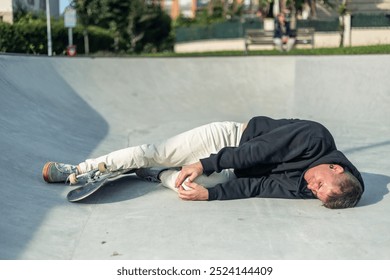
332, 164, 344, 174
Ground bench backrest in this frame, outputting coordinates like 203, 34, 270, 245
246, 29, 274, 38
246, 28, 315, 38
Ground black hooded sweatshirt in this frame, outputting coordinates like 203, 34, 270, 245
200, 116, 365, 201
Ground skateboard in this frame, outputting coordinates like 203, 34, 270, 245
66, 163, 134, 202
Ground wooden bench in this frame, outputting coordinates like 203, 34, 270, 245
244, 28, 315, 53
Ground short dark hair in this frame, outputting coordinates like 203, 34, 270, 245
323, 171, 363, 209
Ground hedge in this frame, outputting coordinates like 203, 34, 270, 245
0, 19, 114, 55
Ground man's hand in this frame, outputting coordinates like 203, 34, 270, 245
178, 181, 209, 201
175, 161, 203, 188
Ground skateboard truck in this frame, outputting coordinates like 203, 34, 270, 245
67, 162, 108, 185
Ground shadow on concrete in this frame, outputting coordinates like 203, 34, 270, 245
358, 173, 390, 207
343, 141, 390, 206
0, 56, 109, 259
67, 171, 390, 207
71, 176, 158, 205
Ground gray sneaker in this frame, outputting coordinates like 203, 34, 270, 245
42, 162, 79, 183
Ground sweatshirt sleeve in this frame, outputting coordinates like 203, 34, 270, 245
200, 122, 321, 176
207, 175, 314, 200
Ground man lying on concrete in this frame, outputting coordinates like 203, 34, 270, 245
42, 116, 364, 209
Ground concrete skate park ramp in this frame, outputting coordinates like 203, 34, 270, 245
1, 54, 390, 260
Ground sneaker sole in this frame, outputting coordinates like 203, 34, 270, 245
42, 162, 54, 183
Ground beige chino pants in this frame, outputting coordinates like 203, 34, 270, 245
78, 122, 245, 191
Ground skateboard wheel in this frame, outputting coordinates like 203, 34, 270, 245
68, 173, 78, 185
98, 162, 107, 173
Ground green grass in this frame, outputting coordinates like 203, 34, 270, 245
88, 44, 390, 58
142, 44, 390, 57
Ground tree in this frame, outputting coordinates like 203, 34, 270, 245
72, 0, 172, 53
72, 0, 94, 54
338, 0, 348, 47
13, 0, 29, 22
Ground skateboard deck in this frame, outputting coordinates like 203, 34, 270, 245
67, 165, 134, 202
